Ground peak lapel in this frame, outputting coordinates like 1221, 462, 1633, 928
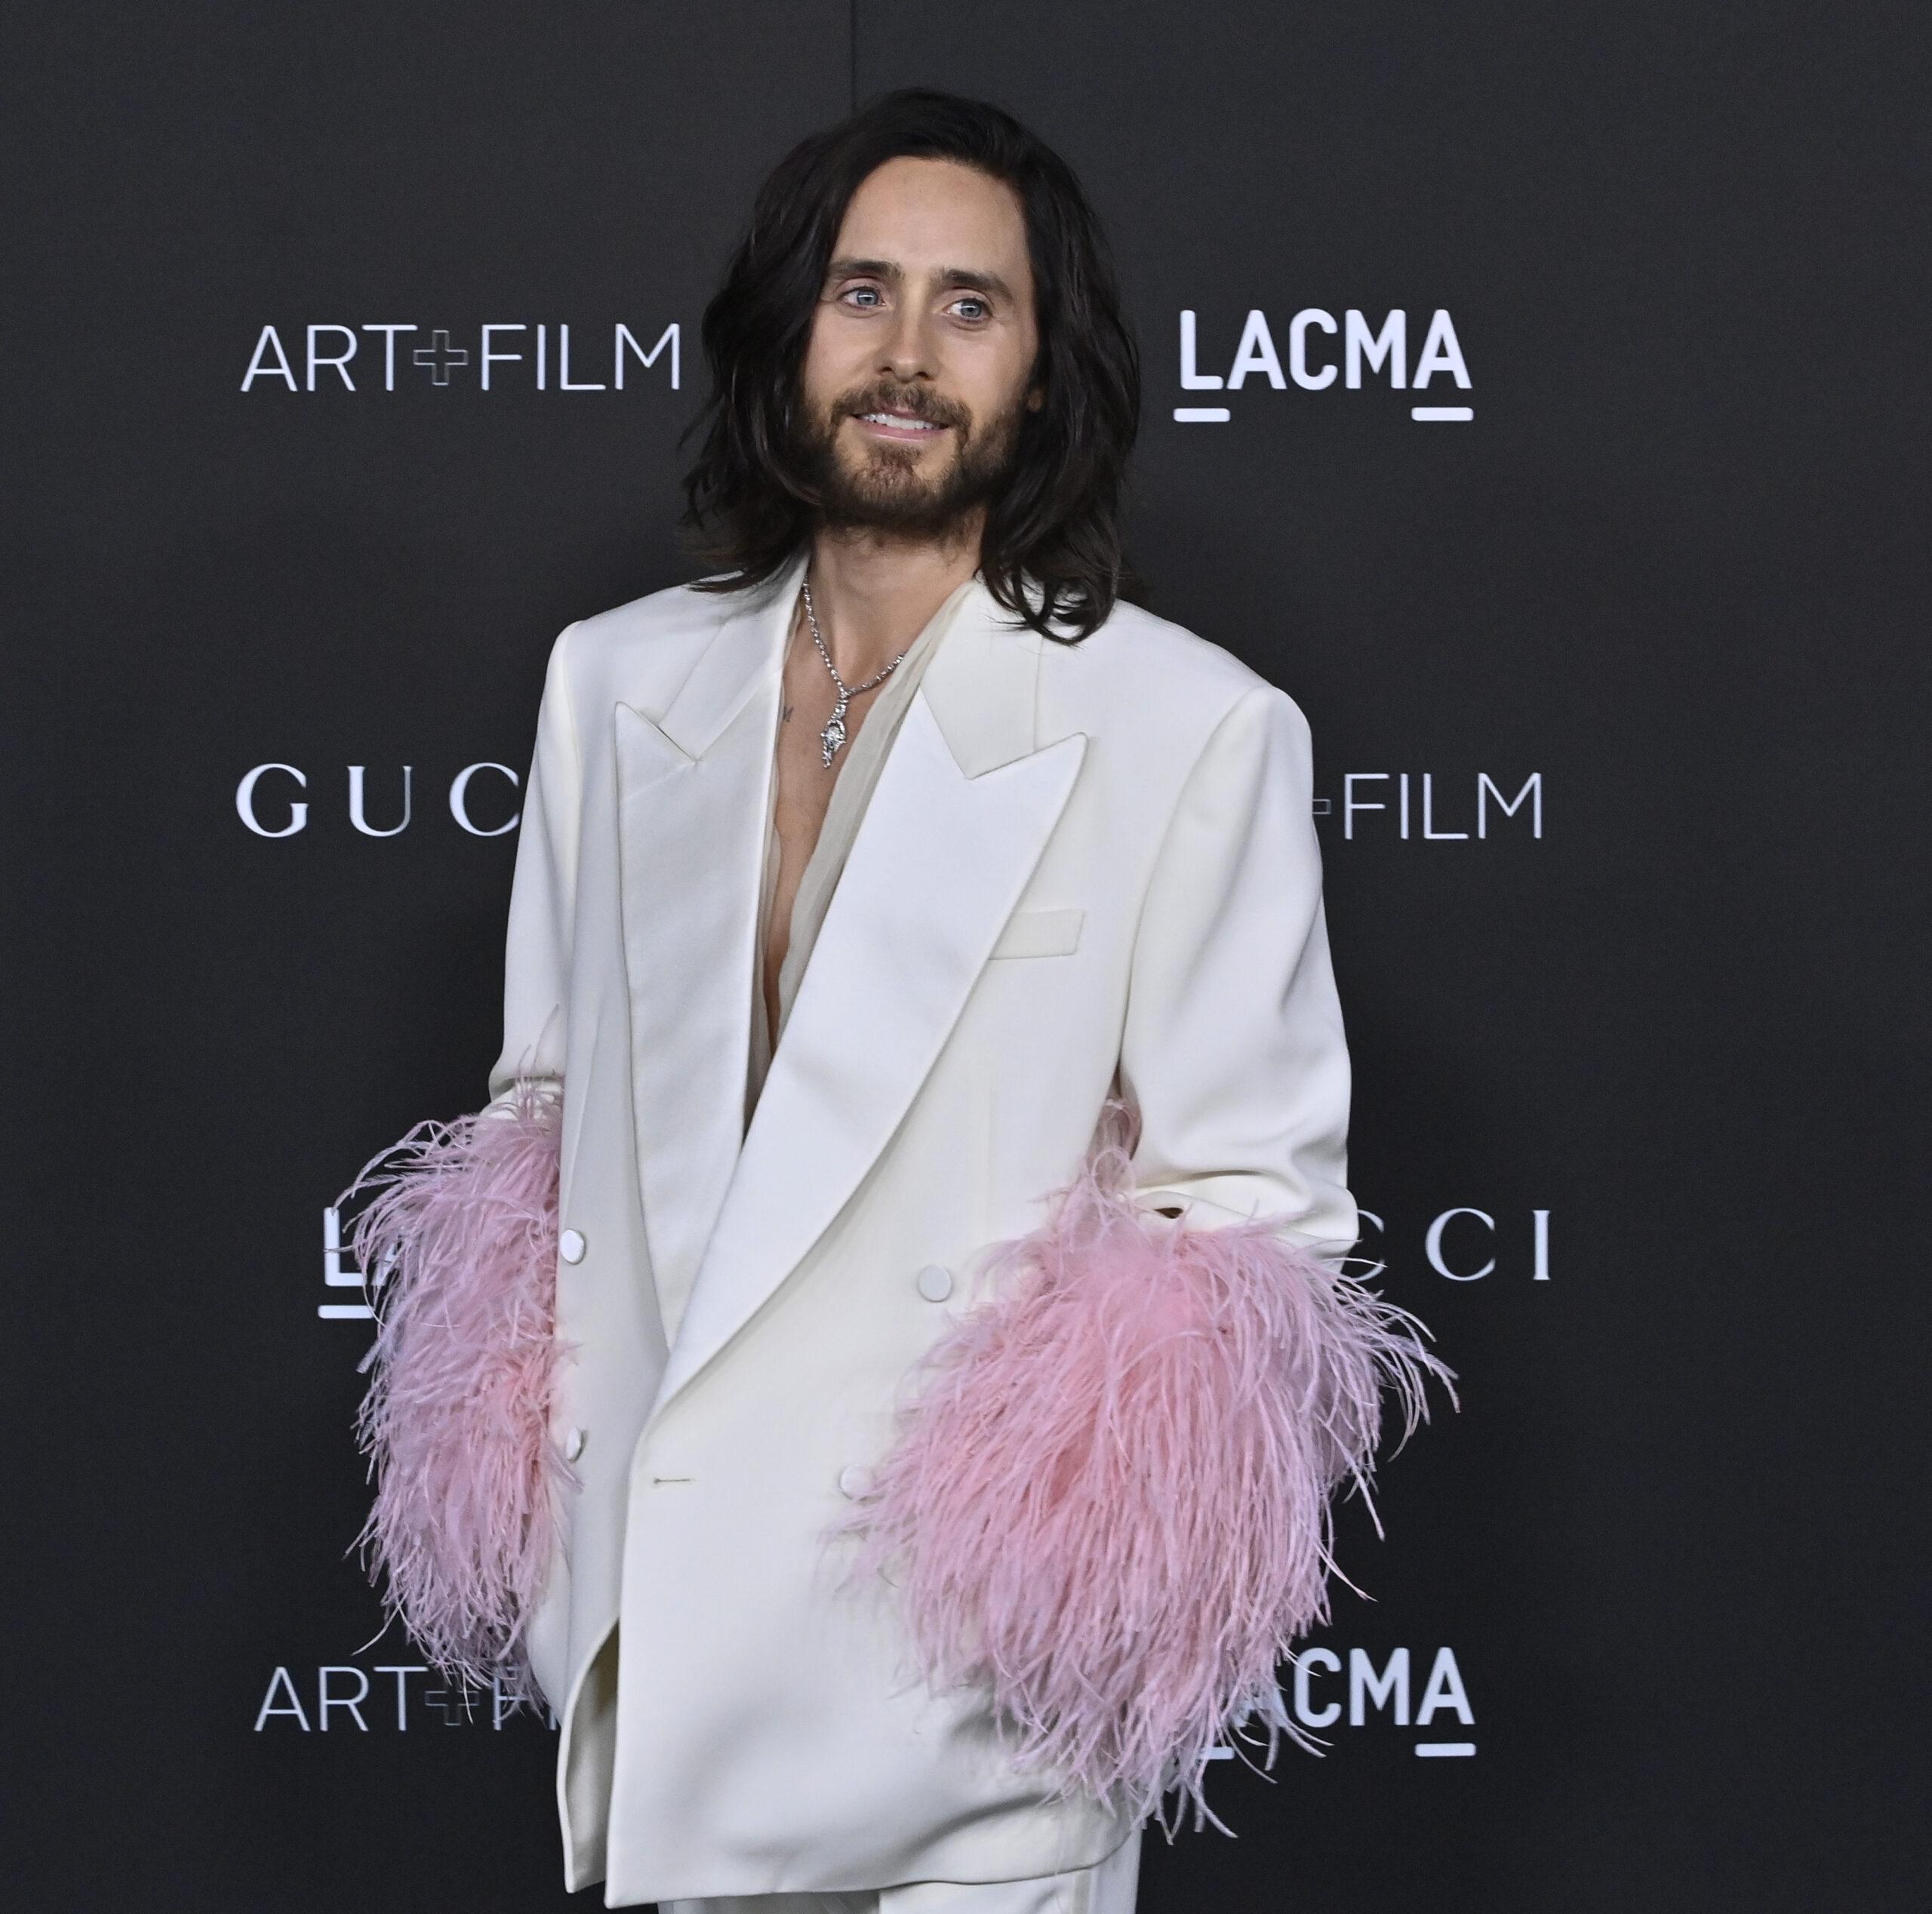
652, 584, 1088, 1411
614, 559, 801, 1334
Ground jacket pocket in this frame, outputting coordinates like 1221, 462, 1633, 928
989, 906, 1084, 959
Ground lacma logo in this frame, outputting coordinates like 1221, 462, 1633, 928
1174, 309, 1472, 424
239, 321, 679, 392
1214, 1645, 1476, 1765
320, 1203, 381, 1321
1287, 1645, 1476, 1756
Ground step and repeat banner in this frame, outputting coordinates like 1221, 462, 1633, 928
8, 4, 1920, 1911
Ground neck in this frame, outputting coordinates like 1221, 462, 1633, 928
804, 513, 983, 680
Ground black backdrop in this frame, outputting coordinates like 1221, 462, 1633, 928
7, 4, 1926, 1909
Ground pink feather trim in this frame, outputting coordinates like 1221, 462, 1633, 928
837, 1099, 1454, 1832
338, 1077, 576, 1708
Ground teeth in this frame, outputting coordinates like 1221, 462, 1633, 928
860, 412, 940, 430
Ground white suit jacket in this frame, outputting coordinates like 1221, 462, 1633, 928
485, 551, 1358, 1905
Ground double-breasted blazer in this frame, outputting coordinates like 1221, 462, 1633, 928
484, 550, 1358, 1905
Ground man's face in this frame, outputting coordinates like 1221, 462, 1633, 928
795, 155, 1041, 537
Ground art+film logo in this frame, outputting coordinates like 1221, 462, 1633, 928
253, 1660, 555, 1732
1316, 772, 1543, 842
238, 321, 680, 393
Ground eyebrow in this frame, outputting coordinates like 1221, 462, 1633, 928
826, 257, 1019, 304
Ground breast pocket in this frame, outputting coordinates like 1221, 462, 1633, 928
989, 906, 1084, 959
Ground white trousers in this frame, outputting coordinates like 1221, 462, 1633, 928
661, 1826, 1142, 1914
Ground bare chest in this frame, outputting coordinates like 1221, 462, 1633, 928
763, 622, 881, 1011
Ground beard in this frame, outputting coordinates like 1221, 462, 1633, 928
788, 377, 1029, 539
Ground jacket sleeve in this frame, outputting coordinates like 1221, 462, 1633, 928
1117, 682, 1358, 1269
339, 620, 584, 1709
485, 620, 584, 1111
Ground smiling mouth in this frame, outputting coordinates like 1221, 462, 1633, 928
854, 410, 949, 436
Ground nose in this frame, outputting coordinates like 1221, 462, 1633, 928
880, 300, 936, 386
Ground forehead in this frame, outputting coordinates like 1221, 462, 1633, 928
832, 156, 1031, 278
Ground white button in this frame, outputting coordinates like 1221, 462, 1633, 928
563, 1426, 586, 1462
559, 1229, 586, 1263
837, 1464, 872, 1499
916, 1263, 953, 1302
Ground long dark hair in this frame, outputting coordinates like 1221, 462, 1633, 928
679, 89, 1143, 642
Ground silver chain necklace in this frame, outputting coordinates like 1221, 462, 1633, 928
800, 576, 909, 768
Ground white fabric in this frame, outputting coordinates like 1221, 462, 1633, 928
663, 1825, 1141, 1914
485, 551, 1357, 1906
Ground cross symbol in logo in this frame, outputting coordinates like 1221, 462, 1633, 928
420, 1685, 480, 1727
412, 329, 469, 386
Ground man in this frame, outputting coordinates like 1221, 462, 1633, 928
343, 90, 1444, 1914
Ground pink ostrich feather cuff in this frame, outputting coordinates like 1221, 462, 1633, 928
838, 1100, 1454, 1831
338, 1077, 575, 1706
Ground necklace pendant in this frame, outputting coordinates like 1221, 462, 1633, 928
820, 700, 848, 767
